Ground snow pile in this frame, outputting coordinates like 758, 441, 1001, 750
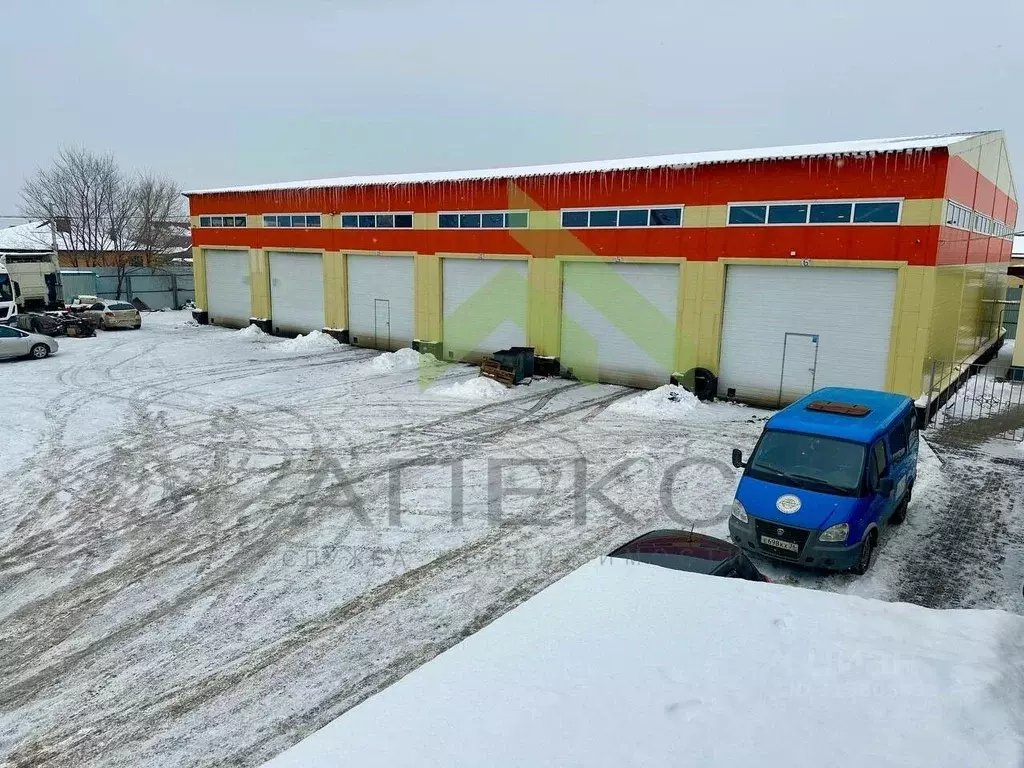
608, 384, 702, 419
264, 559, 1024, 768
234, 324, 269, 340
431, 376, 510, 400
274, 329, 339, 354
367, 347, 436, 372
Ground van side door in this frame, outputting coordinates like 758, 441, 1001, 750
866, 439, 891, 525
885, 416, 912, 508
905, 409, 920, 478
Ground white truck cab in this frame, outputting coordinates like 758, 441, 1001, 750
0, 255, 18, 322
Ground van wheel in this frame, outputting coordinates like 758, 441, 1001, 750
30, 343, 50, 359
890, 498, 908, 525
852, 531, 875, 575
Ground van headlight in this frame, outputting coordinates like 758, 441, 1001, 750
819, 523, 849, 543
731, 499, 748, 524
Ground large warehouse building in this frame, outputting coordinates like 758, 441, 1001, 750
186, 131, 1017, 405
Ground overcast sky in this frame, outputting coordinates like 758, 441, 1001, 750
2, 0, 1022, 220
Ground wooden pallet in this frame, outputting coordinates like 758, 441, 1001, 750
480, 359, 516, 387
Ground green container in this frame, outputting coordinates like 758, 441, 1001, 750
491, 349, 528, 384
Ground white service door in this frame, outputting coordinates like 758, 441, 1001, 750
347, 254, 414, 350
269, 251, 325, 334
205, 249, 251, 327
560, 261, 680, 388
718, 266, 897, 405
443, 258, 528, 361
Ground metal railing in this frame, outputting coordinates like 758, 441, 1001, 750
923, 331, 1024, 442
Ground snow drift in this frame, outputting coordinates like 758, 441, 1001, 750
366, 347, 436, 372
273, 330, 339, 354
234, 324, 269, 341
431, 376, 511, 401
607, 384, 702, 418
263, 559, 1024, 768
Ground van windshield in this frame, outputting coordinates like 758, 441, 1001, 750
0, 274, 12, 303
746, 430, 866, 497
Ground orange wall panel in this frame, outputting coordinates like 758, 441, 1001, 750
190, 153, 951, 217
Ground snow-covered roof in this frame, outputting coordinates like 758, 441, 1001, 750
186, 132, 989, 195
0, 221, 54, 252
263, 557, 1024, 768
0, 220, 189, 254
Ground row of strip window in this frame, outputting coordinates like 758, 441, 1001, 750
264, 214, 322, 228
341, 213, 414, 229
198, 215, 247, 228
438, 210, 529, 229
946, 200, 1015, 239
561, 207, 683, 229
728, 200, 901, 226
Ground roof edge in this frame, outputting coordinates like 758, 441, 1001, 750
184, 132, 991, 197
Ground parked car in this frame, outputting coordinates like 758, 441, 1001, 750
83, 301, 142, 330
0, 324, 58, 360
729, 387, 919, 575
608, 529, 770, 581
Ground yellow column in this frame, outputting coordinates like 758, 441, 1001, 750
527, 258, 561, 357
886, 266, 936, 399
415, 254, 442, 340
323, 251, 348, 329
249, 248, 270, 319
192, 247, 207, 310
677, 262, 725, 374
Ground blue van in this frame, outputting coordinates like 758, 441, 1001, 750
728, 387, 918, 575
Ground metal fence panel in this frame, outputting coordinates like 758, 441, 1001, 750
91, 267, 195, 309
926, 354, 1024, 442
1004, 286, 1021, 338
59, 271, 98, 301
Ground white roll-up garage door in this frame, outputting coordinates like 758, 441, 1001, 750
205, 249, 251, 328
718, 266, 897, 406
560, 261, 680, 388
443, 258, 528, 361
269, 251, 325, 335
347, 254, 414, 350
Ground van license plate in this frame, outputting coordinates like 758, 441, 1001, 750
760, 535, 799, 553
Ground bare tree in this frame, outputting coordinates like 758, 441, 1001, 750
21, 147, 126, 269
132, 174, 188, 263
21, 148, 186, 299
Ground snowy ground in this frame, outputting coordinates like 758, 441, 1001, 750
0, 311, 1022, 767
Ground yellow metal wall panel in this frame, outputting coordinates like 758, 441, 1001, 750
900, 198, 945, 226
928, 265, 966, 363
249, 248, 271, 319
1014, 291, 1024, 366
676, 261, 724, 373
885, 266, 934, 398
697, 263, 725, 371
323, 251, 348, 329
951, 132, 1016, 201
247, 214, 262, 228
688, 205, 728, 228
415, 254, 442, 340
415, 213, 435, 230
527, 258, 561, 356
527, 211, 561, 230
192, 247, 207, 310
997, 142, 1018, 203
